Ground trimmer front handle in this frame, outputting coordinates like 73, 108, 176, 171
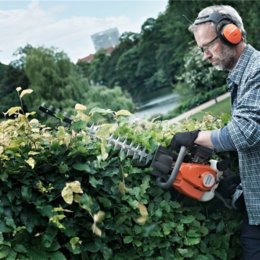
156, 146, 186, 189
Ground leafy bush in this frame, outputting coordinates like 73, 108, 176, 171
0, 91, 241, 259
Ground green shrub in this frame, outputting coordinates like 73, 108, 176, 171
0, 92, 241, 259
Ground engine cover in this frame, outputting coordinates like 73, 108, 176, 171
173, 161, 220, 201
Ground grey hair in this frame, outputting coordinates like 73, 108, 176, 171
189, 5, 246, 38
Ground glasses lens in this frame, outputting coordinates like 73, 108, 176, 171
200, 36, 218, 53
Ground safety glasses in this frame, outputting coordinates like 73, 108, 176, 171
199, 35, 219, 53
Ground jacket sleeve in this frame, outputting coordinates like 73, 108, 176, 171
211, 126, 236, 152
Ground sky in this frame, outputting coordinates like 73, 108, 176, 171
0, 0, 169, 65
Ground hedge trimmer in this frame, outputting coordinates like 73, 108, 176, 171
39, 105, 233, 207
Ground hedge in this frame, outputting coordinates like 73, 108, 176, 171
0, 90, 242, 259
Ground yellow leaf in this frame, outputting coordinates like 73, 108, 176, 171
28, 151, 39, 156
75, 104, 87, 111
115, 110, 132, 117
100, 142, 108, 160
76, 112, 90, 122
70, 237, 82, 250
69, 181, 83, 194
25, 157, 36, 169
137, 203, 148, 217
20, 89, 33, 99
16, 86, 22, 92
61, 181, 83, 205
26, 112, 36, 117
49, 214, 66, 229
0, 146, 3, 155
4, 106, 22, 116
36, 181, 48, 193
73, 194, 81, 203
135, 202, 148, 225
135, 216, 148, 225
118, 182, 126, 194
61, 185, 73, 204
93, 211, 105, 223
92, 223, 102, 236
53, 207, 73, 213
29, 118, 39, 126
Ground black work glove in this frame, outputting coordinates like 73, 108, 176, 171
170, 130, 200, 152
217, 168, 241, 199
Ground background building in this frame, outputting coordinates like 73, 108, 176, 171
91, 28, 120, 51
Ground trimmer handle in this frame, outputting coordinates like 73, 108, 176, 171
156, 146, 186, 189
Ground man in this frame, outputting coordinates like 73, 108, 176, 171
170, 5, 260, 259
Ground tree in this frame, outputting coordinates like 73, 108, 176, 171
114, 47, 140, 95
103, 32, 141, 88
87, 50, 110, 85
2, 45, 134, 115
0, 62, 29, 114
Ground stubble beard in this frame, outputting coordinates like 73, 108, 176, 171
213, 46, 236, 71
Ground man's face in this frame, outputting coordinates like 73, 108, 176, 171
193, 23, 236, 71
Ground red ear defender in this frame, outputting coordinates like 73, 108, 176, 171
222, 24, 242, 45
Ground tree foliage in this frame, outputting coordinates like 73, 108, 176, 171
0, 46, 134, 117
0, 62, 29, 114
77, 0, 259, 104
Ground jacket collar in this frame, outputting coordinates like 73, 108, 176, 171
227, 44, 254, 89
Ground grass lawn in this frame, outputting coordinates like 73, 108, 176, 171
190, 97, 231, 121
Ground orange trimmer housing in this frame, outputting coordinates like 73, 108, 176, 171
173, 162, 217, 201
154, 145, 222, 202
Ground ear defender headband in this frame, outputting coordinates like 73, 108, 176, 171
194, 12, 242, 45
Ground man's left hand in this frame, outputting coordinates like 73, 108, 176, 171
170, 130, 200, 151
